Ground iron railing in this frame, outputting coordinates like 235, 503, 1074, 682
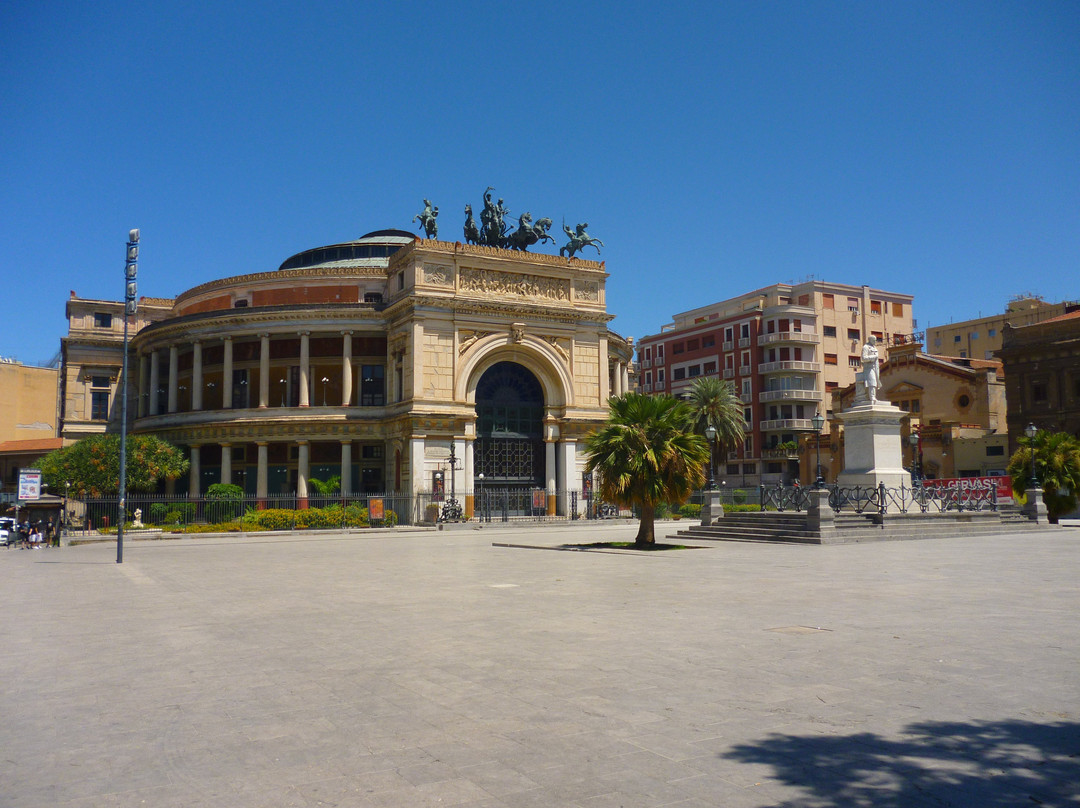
759, 482, 998, 516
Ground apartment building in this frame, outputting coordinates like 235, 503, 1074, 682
926, 295, 1079, 360
636, 281, 914, 486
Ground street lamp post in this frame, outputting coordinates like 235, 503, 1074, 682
811, 411, 825, 488
1025, 423, 1037, 487
477, 472, 486, 523
908, 427, 922, 484
321, 376, 329, 406
704, 425, 717, 490
117, 228, 139, 564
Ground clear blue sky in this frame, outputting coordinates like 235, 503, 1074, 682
2, 1, 1077, 366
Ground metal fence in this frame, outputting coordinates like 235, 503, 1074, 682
69, 487, 640, 535
758, 483, 998, 516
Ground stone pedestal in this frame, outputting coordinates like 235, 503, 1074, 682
835, 402, 911, 511
1025, 487, 1049, 525
700, 489, 723, 526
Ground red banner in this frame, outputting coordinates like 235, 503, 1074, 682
920, 476, 1013, 501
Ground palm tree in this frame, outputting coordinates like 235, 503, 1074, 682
1007, 429, 1080, 523
685, 377, 746, 479
585, 392, 709, 546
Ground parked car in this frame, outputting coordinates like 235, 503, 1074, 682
0, 517, 16, 546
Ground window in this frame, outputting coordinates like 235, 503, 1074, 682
364, 292, 383, 304
986, 445, 1005, 457
360, 364, 385, 406
657, 369, 665, 383
954, 335, 962, 343
848, 356, 860, 368
988, 329, 997, 337
93, 312, 112, 328
673, 367, 686, 380
741, 323, 750, 339
870, 300, 882, 315
823, 326, 836, 337
871, 331, 883, 341
957, 394, 971, 408
91, 391, 110, 420
792, 319, 801, 332
823, 294, 835, 309
959, 350, 967, 358
744, 437, 753, 458
847, 328, 860, 340
742, 379, 752, 396
688, 365, 701, 377
910, 400, 920, 413
824, 353, 838, 365
644, 372, 652, 385
91, 375, 110, 389
233, 299, 249, 308
726, 464, 740, 475
893, 302, 903, 317
361, 445, 384, 459
1031, 381, 1048, 403
970, 331, 979, 340
934, 338, 941, 347
798, 294, 810, 305
724, 327, 734, 343
743, 462, 756, 474
740, 350, 751, 369
702, 335, 715, 348
825, 381, 839, 391
657, 344, 664, 358
703, 361, 716, 374
743, 407, 752, 425
848, 298, 860, 313
673, 342, 685, 355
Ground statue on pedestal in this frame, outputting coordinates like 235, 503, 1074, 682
861, 335, 880, 405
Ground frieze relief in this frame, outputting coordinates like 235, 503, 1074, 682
542, 335, 570, 361
457, 330, 493, 356
422, 263, 454, 287
574, 281, 600, 302
459, 268, 570, 302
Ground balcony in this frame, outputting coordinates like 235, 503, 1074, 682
640, 358, 651, 369
723, 368, 735, 379
722, 340, 734, 352
739, 392, 753, 404
738, 365, 753, 376
758, 331, 819, 347
758, 360, 821, 374
759, 418, 815, 431
758, 389, 823, 403
762, 446, 800, 459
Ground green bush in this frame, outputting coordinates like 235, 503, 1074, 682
654, 502, 670, 518
679, 503, 702, 518
733, 489, 748, 505
241, 508, 296, 531
723, 503, 762, 513
205, 484, 244, 524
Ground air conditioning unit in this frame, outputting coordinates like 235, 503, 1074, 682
728, 451, 739, 460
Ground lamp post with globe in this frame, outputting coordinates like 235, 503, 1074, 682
811, 411, 825, 488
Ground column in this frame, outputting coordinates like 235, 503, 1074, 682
546, 438, 558, 516
621, 362, 630, 395
340, 440, 352, 495
149, 349, 160, 415
189, 445, 201, 498
259, 333, 270, 408
464, 438, 475, 519
299, 331, 310, 407
256, 442, 269, 505
220, 442, 232, 487
137, 353, 148, 417
167, 344, 179, 413
297, 440, 309, 508
599, 336, 610, 400
557, 439, 577, 517
341, 331, 353, 406
409, 437, 426, 496
222, 337, 233, 409
192, 341, 203, 410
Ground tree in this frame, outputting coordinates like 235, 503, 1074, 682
585, 392, 709, 545
308, 475, 341, 495
36, 434, 189, 498
1007, 430, 1080, 524
685, 377, 746, 477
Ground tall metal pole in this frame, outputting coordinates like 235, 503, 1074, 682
118, 229, 139, 564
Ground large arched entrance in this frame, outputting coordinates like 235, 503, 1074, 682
474, 362, 545, 514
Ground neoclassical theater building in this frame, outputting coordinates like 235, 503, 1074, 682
63, 229, 633, 518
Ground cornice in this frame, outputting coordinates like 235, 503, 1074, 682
175, 266, 390, 306
389, 238, 607, 274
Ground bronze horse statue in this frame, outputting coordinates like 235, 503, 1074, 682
505, 213, 555, 252
413, 199, 438, 239
463, 204, 481, 245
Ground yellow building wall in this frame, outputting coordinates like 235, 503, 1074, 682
0, 363, 58, 443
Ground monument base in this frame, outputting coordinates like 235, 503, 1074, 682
835, 401, 911, 511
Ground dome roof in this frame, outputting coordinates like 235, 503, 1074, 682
277, 229, 416, 271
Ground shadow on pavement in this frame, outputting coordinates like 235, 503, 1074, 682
723, 718, 1080, 807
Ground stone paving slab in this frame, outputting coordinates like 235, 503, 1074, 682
1, 524, 1078, 807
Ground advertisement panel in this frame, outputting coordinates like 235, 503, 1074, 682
368, 498, 384, 522
18, 470, 42, 501
920, 476, 1012, 502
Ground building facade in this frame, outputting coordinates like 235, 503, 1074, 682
636, 281, 913, 487
926, 295, 1079, 360
997, 310, 1080, 452
62, 230, 632, 517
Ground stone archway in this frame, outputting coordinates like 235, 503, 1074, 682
474, 361, 544, 488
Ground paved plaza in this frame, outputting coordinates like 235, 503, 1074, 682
2, 523, 1078, 807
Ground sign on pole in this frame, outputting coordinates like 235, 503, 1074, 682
18, 469, 42, 501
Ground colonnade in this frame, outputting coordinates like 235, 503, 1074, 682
139, 330, 379, 417
611, 359, 630, 397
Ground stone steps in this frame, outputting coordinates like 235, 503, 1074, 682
677, 509, 1048, 545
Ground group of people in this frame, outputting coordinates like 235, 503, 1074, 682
16, 519, 55, 548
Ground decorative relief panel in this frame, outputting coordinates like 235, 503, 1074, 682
542, 335, 570, 361
422, 263, 454, 287
457, 330, 493, 356
459, 268, 570, 301
574, 281, 600, 302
